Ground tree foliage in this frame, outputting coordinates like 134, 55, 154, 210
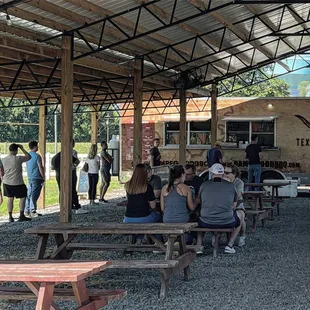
219, 66, 291, 97
297, 81, 310, 97
0, 99, 120, 143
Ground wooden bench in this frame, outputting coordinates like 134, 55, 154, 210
24, 222, 198, 300
245, 209, 270, 232
0, 287, 126, 304
190, 227, 235, 258
0, 260, 126, 310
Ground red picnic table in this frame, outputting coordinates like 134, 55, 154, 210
0, 260, 126, 310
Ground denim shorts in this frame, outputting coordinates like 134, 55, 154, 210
199, 211, 240, 229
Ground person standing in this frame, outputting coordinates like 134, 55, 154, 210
72, 139, 81, 209
207, 142, 222, 179
0, 159, 4, 207
2, 143, 31, 222
85, 144, 100, 206
150, 138, 161, 167
51, 147, 88, 214
25, 141, 44, 217
245, 135, 262, 190
99, 141, 113, 203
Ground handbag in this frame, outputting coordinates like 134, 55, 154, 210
82, 162, 89, 172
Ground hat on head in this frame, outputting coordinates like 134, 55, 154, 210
210, 163, 224, 175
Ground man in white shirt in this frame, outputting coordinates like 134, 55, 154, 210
2, 143, 31, 222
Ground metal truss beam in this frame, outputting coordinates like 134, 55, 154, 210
142, 3, 307, 80
41, 0, 233, 61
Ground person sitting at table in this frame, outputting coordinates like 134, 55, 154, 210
161, 165, 195, 244
197, 163, 245, 254
124, 163, 162, 227
224, 164, 246, 247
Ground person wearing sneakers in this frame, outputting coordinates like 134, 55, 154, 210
197, 163, 245, 254
99, 141, 113, 203
2, 143, 31, 222
85, 144, 100, 206
25, 141, 44, 218
224, 164, 246, 247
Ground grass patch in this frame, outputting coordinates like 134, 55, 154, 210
0, 177, 123, 217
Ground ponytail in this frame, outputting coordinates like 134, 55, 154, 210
167, 165, 185, 192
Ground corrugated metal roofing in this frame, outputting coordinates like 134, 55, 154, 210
1, 0, 310, 96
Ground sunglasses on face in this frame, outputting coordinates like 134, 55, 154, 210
224, 171, 232, 175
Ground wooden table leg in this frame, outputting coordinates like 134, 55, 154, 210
72, 279, 107, 310
50, 234, 76, 259
52, 234, 70, 259
160, 235, 177, 300
25, 281, 60, 310
276, 187, 280, 215
36, 283, 56, 310
178, 234, 190, 280
35, 235, 49, 259
259, 197, 265, 227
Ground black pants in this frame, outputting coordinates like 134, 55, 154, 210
56, 171, 80, 209
88, 173, 99, 200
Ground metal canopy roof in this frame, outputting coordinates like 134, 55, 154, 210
0, 0, 310, 114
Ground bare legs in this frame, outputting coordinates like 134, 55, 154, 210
227, 210, 245, 248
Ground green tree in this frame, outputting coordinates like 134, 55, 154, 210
297, 81, 310, 97
219, 66, 291, 97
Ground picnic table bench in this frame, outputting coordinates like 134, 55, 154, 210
245, 181, 291, 215
25, 222, 197, 300
0, 260, 126, 310
243, 191, 270, 232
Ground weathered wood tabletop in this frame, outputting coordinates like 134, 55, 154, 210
0, 260, 115, 310
25, 222, 198, 300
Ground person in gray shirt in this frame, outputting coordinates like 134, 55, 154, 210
196, 164, 245, 254
224, 164, 246, 247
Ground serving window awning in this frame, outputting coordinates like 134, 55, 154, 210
222, 116, 278, 121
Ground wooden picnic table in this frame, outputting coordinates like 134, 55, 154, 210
25, 222, 197, 299
0, 260, 126, 310
245, 181, 291, 215
243, 191, 269, 232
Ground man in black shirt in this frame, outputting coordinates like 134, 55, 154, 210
184, 163, 203, 198
245, 135, 262, 190
150, 138, 161, 167
51, 151, 87, 214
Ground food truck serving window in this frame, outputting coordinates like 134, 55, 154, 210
226, 120, 275, 147
165, 120, 211, 146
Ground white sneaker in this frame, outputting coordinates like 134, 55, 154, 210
224, 246, 236, 254
74, 208, 88, 214
238, 236, 246, 247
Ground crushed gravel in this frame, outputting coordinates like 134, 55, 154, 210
0, 196, 310, 310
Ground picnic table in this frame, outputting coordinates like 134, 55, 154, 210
245, 181, 291, 215
0, 260, 126, 310
25, 222, 197, 299
243, 191, 269, 232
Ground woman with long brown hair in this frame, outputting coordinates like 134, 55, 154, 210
124, 163, 162, 224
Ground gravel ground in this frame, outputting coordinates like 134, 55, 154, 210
0, 196, 310, 310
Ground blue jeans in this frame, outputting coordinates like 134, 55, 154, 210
248, 164, 262, 191
124, 211, 162, 239
25, 179, 43, 213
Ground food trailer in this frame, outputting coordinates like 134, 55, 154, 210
120, 97, 310, 191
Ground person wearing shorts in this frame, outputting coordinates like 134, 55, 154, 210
2, 143, 31, 222
196, 164, 245, 254
99, 141, 113, 203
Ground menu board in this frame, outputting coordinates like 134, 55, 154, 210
122, 123, 155, 169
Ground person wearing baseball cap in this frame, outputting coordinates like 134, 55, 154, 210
195, 163, 245, 254
207, 142, 223, 180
